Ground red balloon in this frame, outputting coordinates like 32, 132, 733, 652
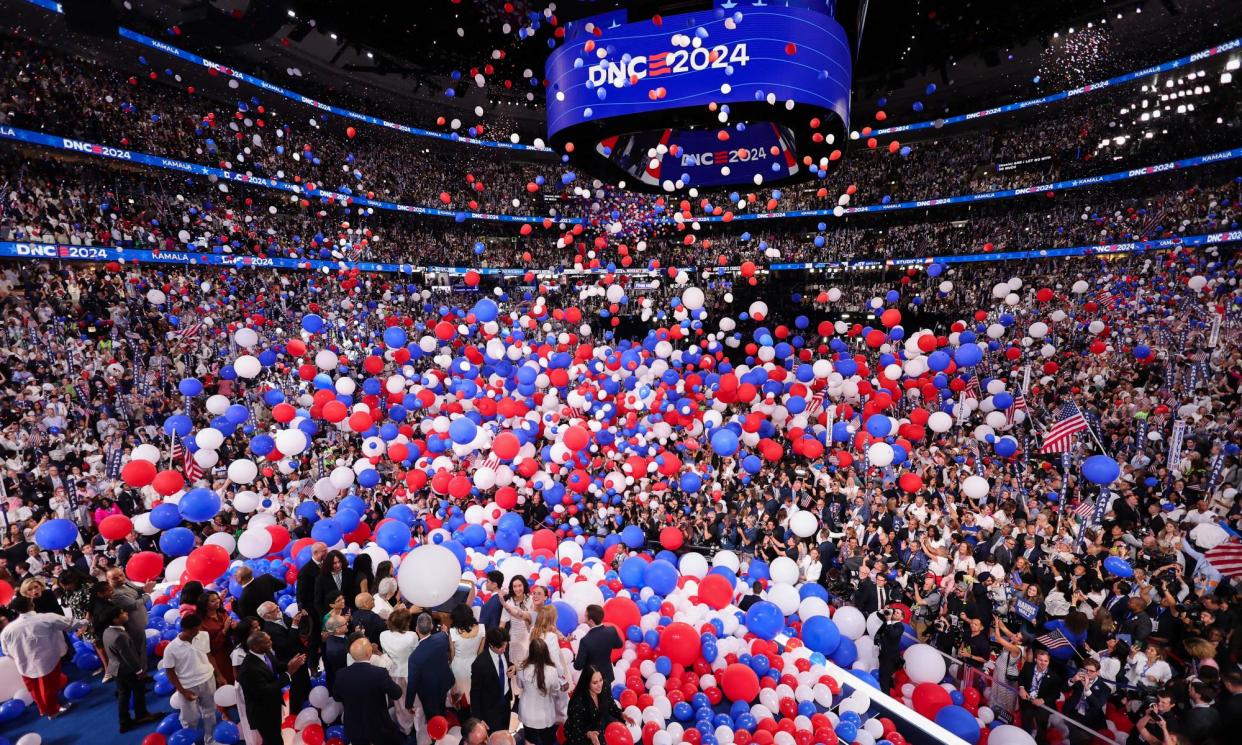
659, 526, 684, 551
323, 400, 348, 423
911, 681, 952, 718
698, 573, 733, 610
563, 425, 590, 451
604, 721, 634, 745
659, 622, 700, 666
125, 551, 165, 583
427, 716, 448, 740
121, 459, 157, 487
721, 662, 760, 702
898, 473, 924, 494
0, 581, 13, 606
532, 529, 557, 553
142, 735, 167, 745
152, 469, 185, 496
302, 723, 325, 745
602, 597, 641, 631
185, 545, 231, 583
492, 432, 520, 460
99, 514, 134, 541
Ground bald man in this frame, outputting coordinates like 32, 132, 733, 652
332, 638, 402, 745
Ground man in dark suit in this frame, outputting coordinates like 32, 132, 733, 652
477, 571, 505, 631
116, 531, 145, 569
332, 638, 402, 745
1099, 581, 1132, 625
1179, 679, 1222, 742
1063, 659, 1110, 745
470, 626, 512, 733
874, 608, 906, 692
237, 630, 307, 745
296, 542, 328, 667
405, 613, 454, 721
322, 616, 351, 692
351, 593, 387, 645
852, 570, 888, 618
259, 602, 312, 712
1017, 650, 1064, 741
234, 566, 286, 621
574, 604, 622, 689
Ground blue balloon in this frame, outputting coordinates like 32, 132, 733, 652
801, 616, 841, 654
34, 518, 79, 550
169, 728, 202, 745
620, 524, 646, 549
619, 556, 647, 589
1134, 345, 1152, 359
64, 680, 91, 701
552, 601, 578, 636
179, 488, 222, 522
0, 699, 24, 723
830, 636, 858, 666
955, 344, 983, 367
301, 314, 325, 333
383, 326, 408, 349
449, 417, 477, 445
1082, 455, 1120, 485
711, 428, 739, 456
646, 560, 679, 595
178, 378, 204, 397
376, 520, 411, 554
935, 705, 981, 744
311, 518, 343, 546
151, 501, 183, 530
159, 527, 196, 557
213, 722, 241, 745
744, 600, 783, 640
1103, 556, 1134, 578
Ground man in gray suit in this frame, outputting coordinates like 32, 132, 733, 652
102, 606, 161, 732
107, 567, 154, 672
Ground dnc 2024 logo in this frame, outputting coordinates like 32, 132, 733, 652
587, 43, 750, 89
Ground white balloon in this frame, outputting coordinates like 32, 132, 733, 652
308, 685, 332, 708
769, 557, 799, 585
196, 428, 225, 450
962, 475, 990, 500
205, 395, 231, 416
867, 442, 894, 467
903, 643, 947, 684
927, 411, 953, 433
205, 532, 235, 555
833, 606, 866, 640
789, 511, 818, 538
214, 683, 240, 708
227, 459, 258, 484
766, 583, 800, 616
131, 444, 161, 463
238, 529, 274, 558
988, 725, 1037, 745
397, 544, 463, 607
233, 328, 259, 348
234, 355, 262, 379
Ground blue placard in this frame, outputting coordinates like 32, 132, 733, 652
1013, 598, 1039, 622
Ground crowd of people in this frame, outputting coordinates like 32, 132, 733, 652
0, 13, 1237, 745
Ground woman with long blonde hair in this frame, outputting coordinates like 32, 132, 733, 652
532, 604, 572, 720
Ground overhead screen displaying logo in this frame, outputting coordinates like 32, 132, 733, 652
545, 1, 852, 191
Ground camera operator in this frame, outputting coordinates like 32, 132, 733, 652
875, 606, 905, 691
910, 575, 942, 639
1131, 691, 1178, 745
1064, 659, 1111, 745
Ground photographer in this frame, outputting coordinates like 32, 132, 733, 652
1064, 659, 1111, 745
910, 575, 942, 638
875, 607, 906, 691
1131, 692, 1178, 745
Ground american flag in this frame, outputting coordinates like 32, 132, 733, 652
1092, 288, 1119, 310
1036, 628, 1073, 651
1040, 400, 1088, 453
964, 375, 981, 400
1005, 390, 1028, 426
1071, 500, 1095, 520
171, 435, 205, 483
1204, 540, 1242, 579
173, 320, 205, 352
805, 390, 825, 418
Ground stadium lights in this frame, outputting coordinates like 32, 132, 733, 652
1223, 73, 1234, 85
1226, 59, 1240, 71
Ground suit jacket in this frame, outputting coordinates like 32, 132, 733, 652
296, 560, 321, 623
1178, 706, 1221, 742
478, 594, 503, 631
237, 651, 292, 734
315, 570, 357, 616
404, 631, 453, 710
332, 659, 402, 744
103, 625, 144, 676
1063, 678, 1111, 729
263, 617, 309, 662
470, 648, 512, 732
116, 541, 142, 568
235, 575, 286, 620
352, 608, 386, 645
1017, 665, 1064, 704
323, 634, 351, 691
574, 625, 622, 687
852, 580, 882, 617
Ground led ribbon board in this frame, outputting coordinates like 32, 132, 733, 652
545, 1, 852, 191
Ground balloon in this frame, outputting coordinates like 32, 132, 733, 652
988, 725, 1037, 745
427, 716, 449, 740
1103, 556, 1134, 578
935, 705, 981, 744
833, 606, 866, 640
34, 519, 78, 550
961, 475, 990, 500
397, 544, 462, 607
125, 551, 165, 582
185, 545, 229, 583
64, 680, 91, 701
801, 615, 841, 654
99, 514, 134, 541
213, 684, 240, 708
903, 643, 948, 684
721, 662, 760, 702
1082, 455, 1120, 485
659, 622, 700, 666
789, 511, 818, 538
122, 459, 157, 487
698, 573, 733, 610
178, 488, 222, 522
911, 681, 952, 718
743, 600, 783, 640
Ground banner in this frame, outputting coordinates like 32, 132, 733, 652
1168, 419, 1188, 472
1013, 598, 1039, 622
